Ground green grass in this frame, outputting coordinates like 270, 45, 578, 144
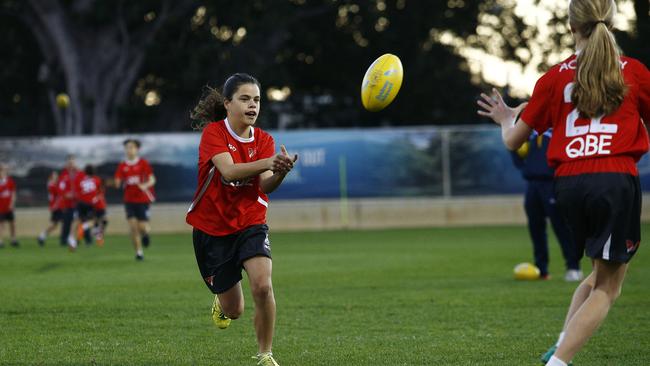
1, 225, 649, 365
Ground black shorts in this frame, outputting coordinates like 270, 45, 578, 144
193, 224, 272, 294
94, 209, 106, 219
0, 211, 15, 222
555, 173, 641, 263
76, 203, 94, 221
50, 209, 63, 223
125, 203, 149, 221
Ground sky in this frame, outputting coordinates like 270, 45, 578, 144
452, 0, 637, 97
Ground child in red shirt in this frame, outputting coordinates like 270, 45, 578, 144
113, 139, 156, 260
478, 1, 649, 364
38, 171, 63, 246
0, 164, 18, 248
187, 73, 297, 366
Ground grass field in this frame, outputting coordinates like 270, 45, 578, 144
1, 225, 649, 366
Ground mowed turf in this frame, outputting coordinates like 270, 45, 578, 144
1, 225, 649, 366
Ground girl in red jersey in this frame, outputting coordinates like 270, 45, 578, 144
38, 171, 63, 246
477, 1, 650, 365
57, 155, 80, 248
72, 165, 102, 246
187, 73, 297, 366
113, 139, 156, 261
92, 175, 108, 247
0, 164, 18, 248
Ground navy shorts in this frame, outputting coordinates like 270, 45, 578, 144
76, 203, 94, 221
0, 211, 15, 222
193, 224, 272, 294
555, 173, 641, 263
94, 209, 106, 219
125, 203, 149, 221
50, 209, 63, 223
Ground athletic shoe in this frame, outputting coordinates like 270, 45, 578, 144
540, 273, 551, 281
564, 269, 583, 282
141, 234, 150, 248
95, 235, 104, 247
135, 253, 144, 261
38, 233, 46, 246
67, 236, 78, 252
253, 352, 279, 366
211, 295, 231, 329
10, 240, 19, 247
540, 345, 573, 366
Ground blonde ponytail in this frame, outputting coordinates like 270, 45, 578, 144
569, 0, 627, 118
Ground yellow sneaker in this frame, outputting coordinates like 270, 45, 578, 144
253, 352, 279, 366
211, 295, 231, 329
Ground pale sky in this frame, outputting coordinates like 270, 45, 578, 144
437, 0, 637, 97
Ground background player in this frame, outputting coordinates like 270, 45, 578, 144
92, 173, 108, 246
477, 1, 650, 365
38, 171, 63, 246
113, 139, 156, 261
511, 129, 582, 281
187, 73, 297, 366
57, 155, 80, 248
0, 164, 18, 248
73, 165, 102, 246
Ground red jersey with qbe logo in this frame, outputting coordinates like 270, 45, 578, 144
47, 179, 62, 211
57, 168, 79, 209
74, 173, 101, 205
521, 55, 650, 176
186, 119, 275, 236
114, 158, 155, 203
0, 177, 16, 214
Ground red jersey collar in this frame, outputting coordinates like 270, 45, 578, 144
224, 118, 255, 143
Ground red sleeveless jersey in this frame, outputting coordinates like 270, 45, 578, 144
186, 119, 275, 236
521, 55, 650, 176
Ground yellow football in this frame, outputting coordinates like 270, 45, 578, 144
361, 53, 403, 112
513, 262, 540, 280
516, 141, 530, 158
56, 93, 70, 109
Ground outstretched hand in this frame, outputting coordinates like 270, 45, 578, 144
477, 88, 527, 126
269, 145, 298, 174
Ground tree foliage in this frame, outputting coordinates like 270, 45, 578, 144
0, 0, 648, 136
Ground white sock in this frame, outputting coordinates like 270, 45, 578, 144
39, 231, 46, 240
137, 249, 144, 256
556, 331, 565, 347
546, 355, 567, 366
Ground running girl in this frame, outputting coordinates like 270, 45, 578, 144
38, 171, 63, 246
187, 73, 297, 366
0, 164, 18, 248
113, 139, 156, 261
477, 1, 649, 365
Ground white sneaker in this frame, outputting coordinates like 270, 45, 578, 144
564, 269, 583, 282
67, 236, 78, 250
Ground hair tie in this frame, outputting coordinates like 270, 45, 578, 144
595, 20, 608, 25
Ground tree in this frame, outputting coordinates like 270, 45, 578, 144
2, 0, 198, 135
1, 0, 648, 135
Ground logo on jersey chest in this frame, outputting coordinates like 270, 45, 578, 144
228, 144, 237, 152
220, 176, 252, 187
248, 148, 256, 158
563, 83, 618, 159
